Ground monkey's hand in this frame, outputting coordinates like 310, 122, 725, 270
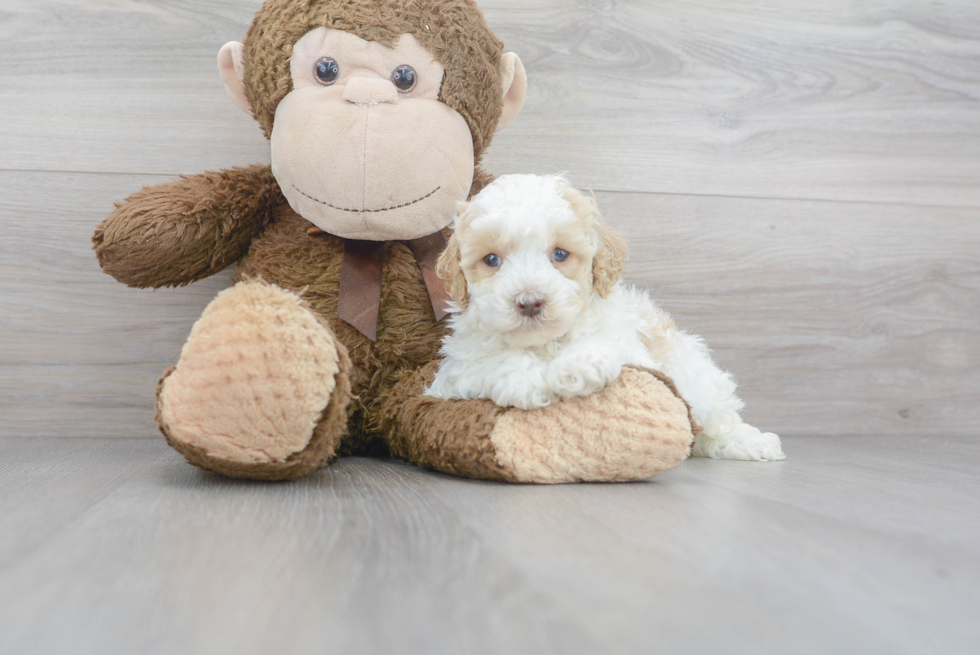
93, 165, 280, 288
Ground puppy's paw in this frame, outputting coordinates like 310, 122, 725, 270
490, 373, 555, 410
546, 351, 622, 399
693, 422, 786, 461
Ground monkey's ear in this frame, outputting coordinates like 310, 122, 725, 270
496, 52, 527, 132
217, 41, 252, 115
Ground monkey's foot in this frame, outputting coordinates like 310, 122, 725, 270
379, 365, 695, 484
156, 281, 351, 480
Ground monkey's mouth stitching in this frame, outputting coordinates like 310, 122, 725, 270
293, 185, 441, 213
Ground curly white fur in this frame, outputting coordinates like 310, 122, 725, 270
425, 174, 785, 462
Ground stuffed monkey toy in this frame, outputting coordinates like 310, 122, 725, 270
93, 0, 695, 482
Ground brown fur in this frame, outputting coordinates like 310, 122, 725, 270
242, 0, 505, 165
377, 363, 694, 484
376, 361, 514, 481
235, 206, 450, 454
468, 168, 496, 198
94, 0, 694, 482
93, 165, 280, 288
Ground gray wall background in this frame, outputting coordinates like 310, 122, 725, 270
1, 0, 978, 439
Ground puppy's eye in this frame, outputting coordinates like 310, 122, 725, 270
552, 248, 569, 263
314, 57, 340, 86
391, 65, 417, 92
483, 253, 501, 267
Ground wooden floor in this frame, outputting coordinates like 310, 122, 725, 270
2, 2, 979, 653
0, 435, 977, 655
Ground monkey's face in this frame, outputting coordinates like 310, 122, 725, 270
270, 28, 474, 241
219, 12, 527, 242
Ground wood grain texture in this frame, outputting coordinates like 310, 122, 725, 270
0, 170, 234, 438
607, 191, 980, 437
1, 435, 978, 655
481, 0, 980, 206
1, 0, 979, 440
3, 3, 978, 652
2, 1, 979, 205
1, 169, 978, 437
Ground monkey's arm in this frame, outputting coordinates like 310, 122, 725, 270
93, 165, 280, 288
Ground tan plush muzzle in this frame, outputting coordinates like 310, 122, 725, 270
270, 29, 475, 241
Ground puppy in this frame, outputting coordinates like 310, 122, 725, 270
426, 174, 784, 461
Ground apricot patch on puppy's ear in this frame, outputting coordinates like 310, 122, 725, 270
560, 182, 627, 298
436, 228, 468, 309
218, 41, 251, 115
591, 217, 628, 298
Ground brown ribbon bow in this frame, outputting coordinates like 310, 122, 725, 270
333, 232, 452, 341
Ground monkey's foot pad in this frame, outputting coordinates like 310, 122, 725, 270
385, 364, 694, 484
157, 281, 349, 478
491, 368, 695, 483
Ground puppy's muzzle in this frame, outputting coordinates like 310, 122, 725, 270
515, 295, 546, 318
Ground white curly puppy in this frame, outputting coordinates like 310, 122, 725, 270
425, 174, 784, 461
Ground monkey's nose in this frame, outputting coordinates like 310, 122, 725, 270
343, 77, 399, 105
516, 296, 546, 318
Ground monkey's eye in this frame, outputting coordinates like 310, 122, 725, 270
483, 253, 501, 268
552, 248, 569, 263
314, 57, 340, 86
391, 65, 418, 93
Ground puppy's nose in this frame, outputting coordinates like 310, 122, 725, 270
516, 296, 546, 318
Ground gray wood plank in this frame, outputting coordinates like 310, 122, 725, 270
2, 170, 977, 438
1, 1, 979, 206
0, 437, 171, 568
483, 0, 980, 207
0, 169, 235, 438
605, 191, 980, 437
0, 435, 977, 655
421, 435, 980, 653
0, 0, 270, 174
0, 438, 592, 655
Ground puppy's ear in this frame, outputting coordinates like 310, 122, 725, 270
591, 215, 628, 299
559, 181, 628, 299
436, 226, 469, 309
